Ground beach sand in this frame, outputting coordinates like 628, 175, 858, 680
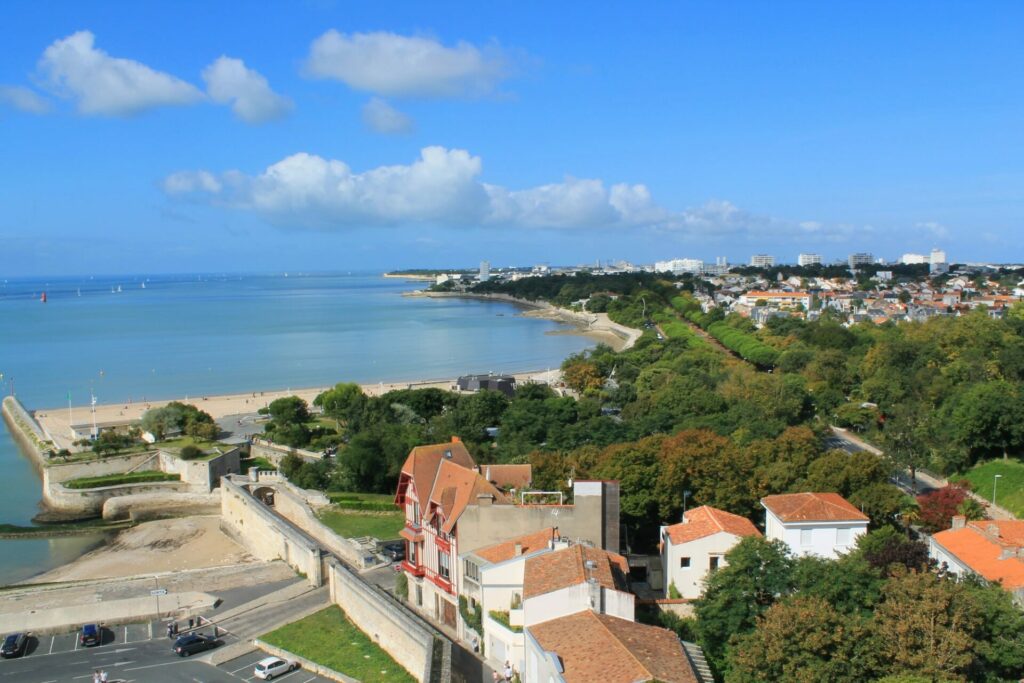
29, 516, 254, 583
35, 369, 563, 451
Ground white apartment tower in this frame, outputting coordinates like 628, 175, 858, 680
848, 252, 874, 269
750, 254, 775, 268
798, 253, 822, 267
930, 248, 947, 265
479, 260, 490, 282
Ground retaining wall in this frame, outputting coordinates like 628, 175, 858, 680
328, 559, 434, 683
158, 447, 241, 491
2, 396, 52, 467
47, 480, 190, 515
271, 483, 373, 569
251, 439, 325, 466
220, 477, 322, 586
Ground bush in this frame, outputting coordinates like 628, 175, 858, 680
179, 445, 203, 460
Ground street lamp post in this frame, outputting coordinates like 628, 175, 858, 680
994, 474, 1004, 509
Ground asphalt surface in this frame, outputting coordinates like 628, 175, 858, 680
825, 429, 938, 495
0, 622, 334, 682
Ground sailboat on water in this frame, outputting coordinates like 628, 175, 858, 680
40, 292, 47, 303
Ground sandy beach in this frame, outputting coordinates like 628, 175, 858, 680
28, 516, 254, 583
35, 368, 563, 451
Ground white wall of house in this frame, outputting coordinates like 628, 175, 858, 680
927, 537, 972, 579
765, 509, 866, 559
661, 529, 744, 599
523, 584, 633, 627
479, 555, 530, 674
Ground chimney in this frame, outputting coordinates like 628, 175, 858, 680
951, 515, 966, 530
1000, 547, 1017, 561
514, 543, 523, 556
477, 494, 493, 506
451, 436, 461, 443
987, 524, 1000, 538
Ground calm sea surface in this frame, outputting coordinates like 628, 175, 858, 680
0, 272, 592, 583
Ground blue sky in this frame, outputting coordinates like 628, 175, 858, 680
1, 1, 1022, 275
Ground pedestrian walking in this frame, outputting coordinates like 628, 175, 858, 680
92, 670, 100, 683
100, 670, 108, 683
188, 617, 194, 630
166, 623, 173, 639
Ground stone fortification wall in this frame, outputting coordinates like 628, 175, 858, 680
158, 447, 240, 492
47, 480, 190, 515
251, 439, 325, 466
270, 482, 374, 568
328, 559, 435, 683
2, 396, 53, 467
220, 476, 322, 586
44, 451, 159, 487
103, 491, 221, 521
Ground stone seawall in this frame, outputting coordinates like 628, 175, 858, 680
2, 396, 51, 469
251, 439, 325, 466
47, 480, 190, 515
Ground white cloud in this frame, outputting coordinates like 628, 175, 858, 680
37, 30, 203, 116
915, 220, 950, 239
202, 56, 292, 124
163, 146, 867, 243
162, 170, 222, 195
304, 30, 506, 97
361, 97, 415, 134
0, 85, 50, 114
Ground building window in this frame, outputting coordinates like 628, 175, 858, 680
800, 529, 813, 546
709, 556, 720, 572
464, 559, 480, 582
411, 502, 420, 525
416, 585, 423, 606
837, 528, 851, 546
407, 541, 417, 565
680, 557, 691, 569
438, 550, 451, 580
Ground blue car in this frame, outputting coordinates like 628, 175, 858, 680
1, 633, 27, 658
79, 624, 100, 647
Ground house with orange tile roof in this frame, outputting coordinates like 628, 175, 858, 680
762, 492, 868, 559
461, 534, 635, 676
659, 505, 762, 599
524, 611, 700, 683
930, 516, 1024, 604
393, 437, 621, 638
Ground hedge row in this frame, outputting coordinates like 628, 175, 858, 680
64, 471, 180, 489
652, 311, 708, 349
706, 321, 779, 367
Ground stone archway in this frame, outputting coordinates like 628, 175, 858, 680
253, 486, 276, 506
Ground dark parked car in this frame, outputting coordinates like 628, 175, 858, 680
382, 541, 405, 563
173, 633, 219, 657
79, 624, 100, 647
0, 633, 28, 658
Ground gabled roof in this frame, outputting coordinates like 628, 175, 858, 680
663, 505, 761, 545
762, 492, 868, 523
399, 439, 476, 500
481, 464, 532, 491
524, 545, 629, 600
430, 458, 510, 534
933, 520, 1024, 590
528, 611, 698, 683
472, 527, 556, 565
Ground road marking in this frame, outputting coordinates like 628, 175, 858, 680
123, 660, 180, 671
123, 626, 128, 643
73, 637, 79, 651
48, 637, 55, 655
272, 669, 302, 681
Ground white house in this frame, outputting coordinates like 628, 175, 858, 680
929, 517, 1024, 605
762, 492, 868, 559
660, 505, 761, 600
469, 539, 633, 676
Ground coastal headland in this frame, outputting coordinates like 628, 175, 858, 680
404, 290, 642, 352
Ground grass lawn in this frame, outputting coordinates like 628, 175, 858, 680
962, 459, 1024, 518
261, 606, 414, 683
318, 507, 404, 540
159, 436, 232, 459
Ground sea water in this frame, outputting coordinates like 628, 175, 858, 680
0, 272, 593, 583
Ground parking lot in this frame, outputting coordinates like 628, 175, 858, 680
20, 621, 158, 657
215, 652, 334, 683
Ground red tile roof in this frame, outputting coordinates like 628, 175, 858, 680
933, 521, 1024, 590
663, 505, 761, 545
472, 527, 556, 565
528, 611, 698, 683
524, 545, 629, 600
398, 438, 476, 502
481, 464, 532, 490
762, 492, 869, 523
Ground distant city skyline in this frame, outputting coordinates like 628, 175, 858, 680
1, 2, 1023, 276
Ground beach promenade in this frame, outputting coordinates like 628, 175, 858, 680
34, 369, 562, 451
